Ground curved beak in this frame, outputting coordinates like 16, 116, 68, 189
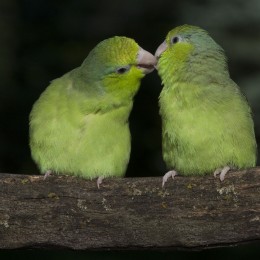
155, 41, 167, 59
137, 48, 157, 74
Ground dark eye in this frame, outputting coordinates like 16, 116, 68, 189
116, 66, 130, 74
171, 36, 179, 44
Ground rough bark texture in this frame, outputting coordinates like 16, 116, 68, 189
0, 168, 259, 250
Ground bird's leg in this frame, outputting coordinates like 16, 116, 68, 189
162, 170, 177, 188
213, 166, 231, 181
97, 176, 104, 189
43, 170, 52, 180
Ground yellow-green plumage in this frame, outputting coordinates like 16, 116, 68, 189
155, 25, 257, 178
29, 36, 156, 183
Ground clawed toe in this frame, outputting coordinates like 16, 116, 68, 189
97, 176, 104, 189
162, 170, 177, 188
213, 166, 231, 181
43, 170, 52, 180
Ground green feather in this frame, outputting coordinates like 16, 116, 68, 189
157, 25, 257, 176
29, 36, 151, 179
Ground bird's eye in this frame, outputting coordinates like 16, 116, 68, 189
171, 36, 180, 44
116, 66, 130, 74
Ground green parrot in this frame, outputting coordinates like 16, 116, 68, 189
155, 25, 257, 187
29, 36, 156, 188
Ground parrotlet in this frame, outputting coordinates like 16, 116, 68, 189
30, 36, 156, 188
155, 25, 257, 187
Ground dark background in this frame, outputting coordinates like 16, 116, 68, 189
1, 0, 260, 259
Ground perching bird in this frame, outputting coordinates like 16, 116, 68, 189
29, 36, 156, 188
155, 25, 257, 187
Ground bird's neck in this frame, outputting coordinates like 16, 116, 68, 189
159, 49, 230, 88
62, 69, 135, 115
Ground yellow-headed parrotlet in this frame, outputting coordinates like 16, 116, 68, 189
30, 36, 156, 188
155, 25, 257, 187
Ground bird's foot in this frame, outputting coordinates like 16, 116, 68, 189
43, 170, 52, 180
97, 176, 104, 189
213, 166, 231, 181
162, 170, 177, 188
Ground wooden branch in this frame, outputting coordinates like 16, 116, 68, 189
0, 168, 259, 250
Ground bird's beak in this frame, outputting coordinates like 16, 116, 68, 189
155, 41, 167, 59
137, 48, 157, 74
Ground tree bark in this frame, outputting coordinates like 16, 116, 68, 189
0, 168, 259, 250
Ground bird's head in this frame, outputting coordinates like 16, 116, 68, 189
155, 25, 226, 81
155, 25, 223, 60
82, 36, 156, 97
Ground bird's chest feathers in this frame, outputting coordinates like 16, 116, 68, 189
159, 82, 202, 119
44, 91, 132, 143
159, 82, 220, 141
76, 102, 132, 136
